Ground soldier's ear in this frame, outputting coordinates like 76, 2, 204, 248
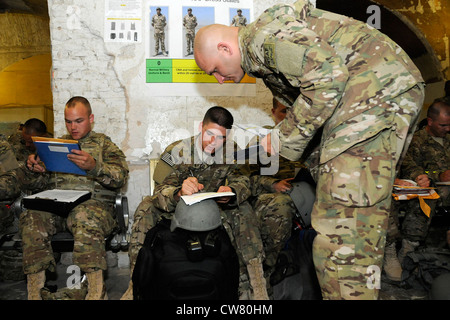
217, 42, 232, 55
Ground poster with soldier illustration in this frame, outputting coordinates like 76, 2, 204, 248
145, 0, 256, 96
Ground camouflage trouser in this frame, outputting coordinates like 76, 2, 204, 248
312, 84, 424, 300
386, 199, 405, 245
185, 30, 195, 52
252, 193, 295, 268
401, 186, 449, 242
154, 31, 165, 53
127, 197, 265, 299
19, 199, 116, 275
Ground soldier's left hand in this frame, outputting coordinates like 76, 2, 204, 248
216, 186, 232, 203
67, 149, 96, 171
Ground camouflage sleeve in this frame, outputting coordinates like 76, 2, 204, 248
0, 168, 22, 200
250, 174, 278, 196
400, 131, 444, 182
152, 165, 186, 213
0, 137, 23, 199
264, 22, 349, 161
226, 163, 252, 205
400, 133, 424, 181
88, 137, 129, 189
21, 163, 51, 192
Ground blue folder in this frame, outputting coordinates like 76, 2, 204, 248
32, 137, 86, 175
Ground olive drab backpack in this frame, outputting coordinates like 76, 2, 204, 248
132, 200, 239, 300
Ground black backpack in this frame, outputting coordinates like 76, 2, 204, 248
401, 247, 450, 292
132, 218, 239, 300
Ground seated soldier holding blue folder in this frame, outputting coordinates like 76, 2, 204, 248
23, 96, 129, 300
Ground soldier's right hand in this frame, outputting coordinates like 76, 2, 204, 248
180, 177, 204, 196
27, 154, 46, 173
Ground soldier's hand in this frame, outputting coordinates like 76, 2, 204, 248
415, 174, 430, 187
67, 149, 96, 171
259, 132, 279, 156
180, 177, 204, 196
273, 178, 293, 193
27, 154, 46, 172
439, 169, 450, 182
216, 186, 232, 203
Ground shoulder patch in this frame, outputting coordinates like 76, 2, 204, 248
263, 38, 276, 69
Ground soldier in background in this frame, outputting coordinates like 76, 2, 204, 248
8, 118, 49, 162
230, 9, 247, 27
121, 106, 268, 300
23, 96, 129, 300
194, 0, 424, 299
247, 98, 304, 279
395, 100, 450, 262
152, 7, 167, 56
183, 8, 197, 56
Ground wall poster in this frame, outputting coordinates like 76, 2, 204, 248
105, 0, 143, 43
144, 0, 256, 97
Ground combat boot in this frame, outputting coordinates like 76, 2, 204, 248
247, 258, 269, 300
383, 242, 402, 281
85, 270, 108, 300
27, 270, 45, 300
398, 239, 419, 264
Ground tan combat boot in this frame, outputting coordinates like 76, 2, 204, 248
398, 239, 419, 264
85, 270, 108, 300
247, 258, 269, 300
27, 270, 46, 300
383, 242, 402, 281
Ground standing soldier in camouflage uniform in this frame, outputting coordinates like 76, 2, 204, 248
22, 96, 129, 300
152, 7, 167, 56
183, 8, 197, 56
121, 106, 267, 300
230, 9, 247, 27
194, 0, 424, 299
390, 99, 450, 265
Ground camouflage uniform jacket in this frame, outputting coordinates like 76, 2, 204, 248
152, 13, 166, 33
231, 14, 247, 27
238, 0, 424, 162
0, 136, 22, 200
35, 131, 129, 203
153, 135, 251, 213
7, 132, 30, 162
400, 128, 450, 183
183, 14, 197, 33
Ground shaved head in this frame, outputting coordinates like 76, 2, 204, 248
194, 24, 245, 84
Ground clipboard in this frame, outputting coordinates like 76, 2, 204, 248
32, 136, 86, 175
22, 189, 91, 217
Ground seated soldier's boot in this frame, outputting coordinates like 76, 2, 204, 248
398, 239, 419, 264
27, 270, 46, 300
85, 270, 108, 300
120, 280, 133, 300
383, 242, 402, 281
247, 258, 269, 300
